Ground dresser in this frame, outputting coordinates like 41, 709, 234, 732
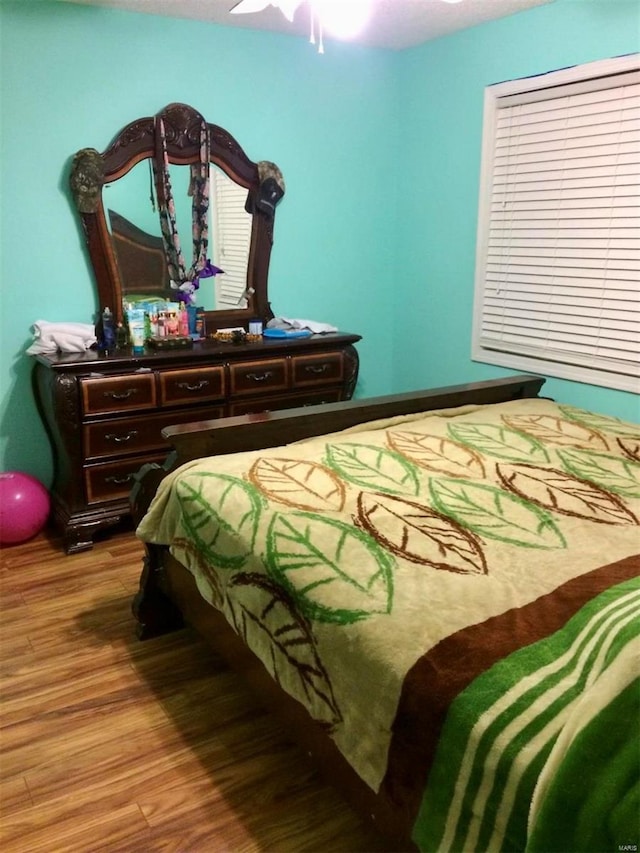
33, 333, 360, 553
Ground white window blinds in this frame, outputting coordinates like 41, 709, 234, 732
472, 55, 640, 393
210, 166, 253, 308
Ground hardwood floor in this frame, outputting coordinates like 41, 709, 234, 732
0, 525, 391, 852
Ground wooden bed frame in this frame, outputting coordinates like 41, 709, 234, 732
130, 374, 546, 849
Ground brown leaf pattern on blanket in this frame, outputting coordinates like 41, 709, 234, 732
497, 463, 639, 525
248, 457, 346, 511
386, 431, 485, 479
500, 415, 609, 451
617, 437, 640, 463
227, 572, 342, 730
355, 492, 487, 575
172, 536, 225, 608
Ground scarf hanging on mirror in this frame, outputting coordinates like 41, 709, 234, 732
152, 115, 210, 288
188, 121, 210, 280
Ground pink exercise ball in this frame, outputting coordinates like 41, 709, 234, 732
0, 472, 51, 545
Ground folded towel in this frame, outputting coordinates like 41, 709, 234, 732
27, 320, 97, 355
268, 317, 338, 334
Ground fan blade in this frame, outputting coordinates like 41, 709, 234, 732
230, 0, 304, 20
278, 0, 304, 21
230, 0, 273, 14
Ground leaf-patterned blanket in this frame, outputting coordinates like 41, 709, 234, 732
136, 398, 640, 851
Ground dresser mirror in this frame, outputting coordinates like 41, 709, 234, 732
69, 102, 284, 330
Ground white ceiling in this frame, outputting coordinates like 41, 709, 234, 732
57, 0, 555, 50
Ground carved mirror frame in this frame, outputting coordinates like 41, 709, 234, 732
70, 102, 281, 331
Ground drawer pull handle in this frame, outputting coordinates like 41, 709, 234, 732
304, 364, 330, 374
104, 430, 139, 444
104, 474, 133, 485
177, 380, 210, 392
104, 389, 138, 401
245, 371, 273, 382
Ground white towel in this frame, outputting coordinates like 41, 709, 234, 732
269, 317, 338, 334
27, 320, 97, 355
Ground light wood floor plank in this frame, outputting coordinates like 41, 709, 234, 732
0, 527, 391, 852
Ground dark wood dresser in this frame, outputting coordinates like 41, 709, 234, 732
33, 332, 360, 553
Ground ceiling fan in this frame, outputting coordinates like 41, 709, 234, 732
231, 0, 463, 16
230, 0, 464, 52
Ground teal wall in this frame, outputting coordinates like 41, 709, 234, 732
394, 0, 639, 419
0, 0, 638, 486
0, 0, 398, 484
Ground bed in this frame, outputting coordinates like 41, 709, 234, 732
131, 375, 639, 852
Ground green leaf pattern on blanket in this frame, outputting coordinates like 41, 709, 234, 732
497, 463, 639, 525
176, 472, 265, 569
174, 407, 639, 635
558, 405, 640, 439
265, 511, 395, 623
324, 443, 420, 495
226, 572, 342, 729
447, 423, 551, 464
429, 477, 566, 549
356, 492, 488, 574
558, 448, 640, 499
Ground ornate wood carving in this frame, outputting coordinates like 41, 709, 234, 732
343, 344, 360, 400
132, 545, 184, 639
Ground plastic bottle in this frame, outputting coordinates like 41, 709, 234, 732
115, 322, 128, 349
179, 303, 189, 337
102, 307, 116, 351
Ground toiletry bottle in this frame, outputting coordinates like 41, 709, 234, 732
102, 307, 116, 351
179, 303, 189, 337
130, 321, 145, 354
196, 307, 205, 338
115, 322, 128, 349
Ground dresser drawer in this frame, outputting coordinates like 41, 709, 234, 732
81, 373, 156, 416
229, 388, 343, 417
228, 358, 289, 396
84, 406, 225, 460
84, 453, 166, 504
292, 351, 344, 387
159, 366, 225, 407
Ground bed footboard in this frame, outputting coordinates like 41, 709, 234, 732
131, 462, 185, 639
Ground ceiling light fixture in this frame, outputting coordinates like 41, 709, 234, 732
230, 0, 374, 53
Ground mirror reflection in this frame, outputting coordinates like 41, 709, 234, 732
69, 102, 284, 331
104, 163, 253, 311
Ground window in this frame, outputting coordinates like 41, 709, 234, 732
210, 166, 253, 308
472, 55, 639, 393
